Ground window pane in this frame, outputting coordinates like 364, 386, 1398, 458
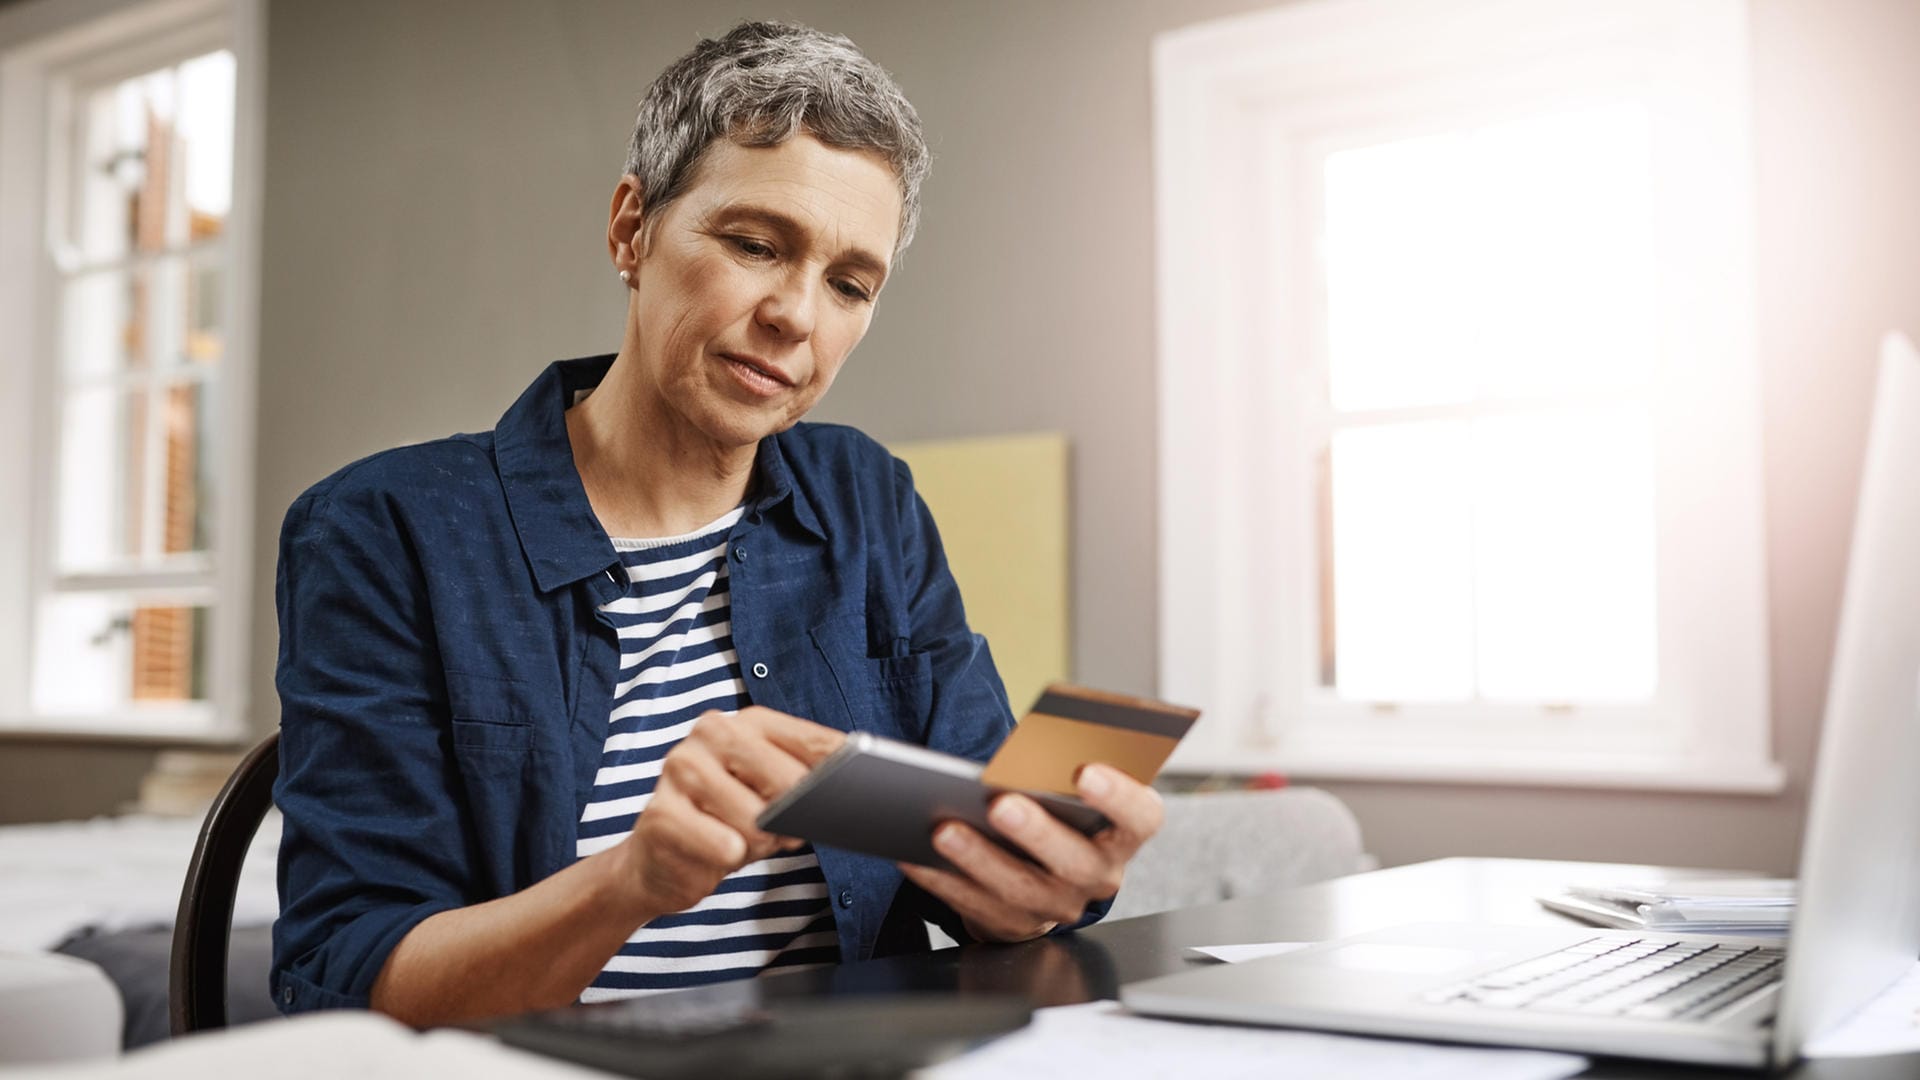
1323, 133, 1482, 412
160, 378, 212, 555
187, 255, 224, 365
1322, 103, 1656, 412
1472, 406, 1658, 701
57, 384, 144, 569
75, 68, 171, 262
1468, 107, 1656, 400
61, 269, 140, 378
70, 49, 233, 263
146, 254, 192, 371
57, 377, 209, 569
1329, 420, 1476, 701
177, 51, 234, 233
62, 257, 206, 377
31, 593, 210, 714
1326, 408, 1659, 704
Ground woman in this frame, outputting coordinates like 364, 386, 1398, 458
272, 21, 1163, 1026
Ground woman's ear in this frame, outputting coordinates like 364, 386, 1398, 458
607, 174, 646, 276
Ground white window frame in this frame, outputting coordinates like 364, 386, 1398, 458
0, 0, 264, 742
1153, 0, 1782, 793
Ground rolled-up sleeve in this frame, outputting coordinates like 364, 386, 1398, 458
271, 476, 470, 1013
886, 458, 1113, 938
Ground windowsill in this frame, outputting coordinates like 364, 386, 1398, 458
0, 713, 249, 748
1165, 747, 1787, 795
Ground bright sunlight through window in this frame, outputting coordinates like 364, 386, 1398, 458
1318, 104, 1660, 705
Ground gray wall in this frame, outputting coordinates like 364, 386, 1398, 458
7, 0, 1917, 881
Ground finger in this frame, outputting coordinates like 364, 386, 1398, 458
660, 743, 783, 856
746, 708, 849, 765
1075, 764, 1165, 859
696, 714, 815, 799
659, 781, 793, 866
898, 861, 1044, 942
898, 861, 992, 918
645, 780, 733, 857
625, 792, 749, 915
931, 822, 1092, 928
986, 793, 1120, 900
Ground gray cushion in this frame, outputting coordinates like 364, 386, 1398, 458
55, 924, 279, 1049
1106, 787, 1368, 921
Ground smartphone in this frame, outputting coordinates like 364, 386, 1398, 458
756, 732, 1109, 870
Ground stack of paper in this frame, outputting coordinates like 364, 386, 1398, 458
1539, 878, 1794, 934
919, 999, 1588, 1080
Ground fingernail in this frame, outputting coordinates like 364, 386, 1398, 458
990, 797, 1026, 830
935, 824, 966, 851
1078, 765, 1111, 797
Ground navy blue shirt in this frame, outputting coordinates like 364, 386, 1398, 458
271, 354, 1109, 1013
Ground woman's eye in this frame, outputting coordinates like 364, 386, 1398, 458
834, 280, 873, 303
732, 237, 774, 258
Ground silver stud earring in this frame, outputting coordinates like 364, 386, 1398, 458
619, 270, 631, 285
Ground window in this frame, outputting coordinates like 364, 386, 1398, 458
1153, 0, 1780, 791
0, 0, 263, 740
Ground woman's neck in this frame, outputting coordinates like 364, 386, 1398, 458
565, 354, 756, 540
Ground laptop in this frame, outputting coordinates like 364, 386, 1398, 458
1122, 332, 1920, 1070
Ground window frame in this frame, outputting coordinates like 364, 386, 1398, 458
1152, 0, 1782, 793
0, 0, 264, 743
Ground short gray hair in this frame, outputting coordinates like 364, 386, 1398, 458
624, 21, 930, 257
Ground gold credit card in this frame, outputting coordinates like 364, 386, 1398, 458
978, 683, 1200, 797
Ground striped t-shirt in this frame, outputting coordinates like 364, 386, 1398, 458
577, 506, 838, 1002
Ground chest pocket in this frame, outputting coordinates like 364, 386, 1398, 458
809, 614, 934, 744
444, 668, 540, 757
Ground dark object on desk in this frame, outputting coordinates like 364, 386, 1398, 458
169, 730, 280, 1035
494, 982, 1033, 1079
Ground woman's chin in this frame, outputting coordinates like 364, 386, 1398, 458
685, 397, 802, 450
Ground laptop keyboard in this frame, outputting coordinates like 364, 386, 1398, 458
1423, 937, 1786, 1021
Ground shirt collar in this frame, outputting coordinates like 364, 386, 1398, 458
494, 355, 825, 593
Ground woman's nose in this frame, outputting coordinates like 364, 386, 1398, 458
756, 273, 817, 341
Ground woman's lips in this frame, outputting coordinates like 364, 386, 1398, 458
719, 352, 792, 397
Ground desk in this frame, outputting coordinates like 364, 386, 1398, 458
664, 857, 1916, 1080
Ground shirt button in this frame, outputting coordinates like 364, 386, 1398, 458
732, 545, 747, 563
282, 987, 294, 1005
751, 662, 769, 679
838, 888, 854, 909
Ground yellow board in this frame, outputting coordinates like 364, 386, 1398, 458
888, 433, 1071, 714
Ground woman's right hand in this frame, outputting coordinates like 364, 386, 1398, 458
369, 707, 843, 1026
616, 706, 846, 916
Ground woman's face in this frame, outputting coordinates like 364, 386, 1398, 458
615, 133, 903, 449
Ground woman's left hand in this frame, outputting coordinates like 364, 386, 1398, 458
897, 763, 1164, 943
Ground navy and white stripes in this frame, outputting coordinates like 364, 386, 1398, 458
578, 507, 837, 1002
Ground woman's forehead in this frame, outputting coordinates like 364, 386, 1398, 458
683, 136, 901, 268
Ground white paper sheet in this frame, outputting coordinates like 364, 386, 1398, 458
1802, 959, 1920, 1059
19, 1012, 604, 1079
1187, 941, 1315, 963
917, 1000, 1589, 1080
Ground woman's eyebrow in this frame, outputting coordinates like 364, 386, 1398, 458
718, 203, 890, 283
